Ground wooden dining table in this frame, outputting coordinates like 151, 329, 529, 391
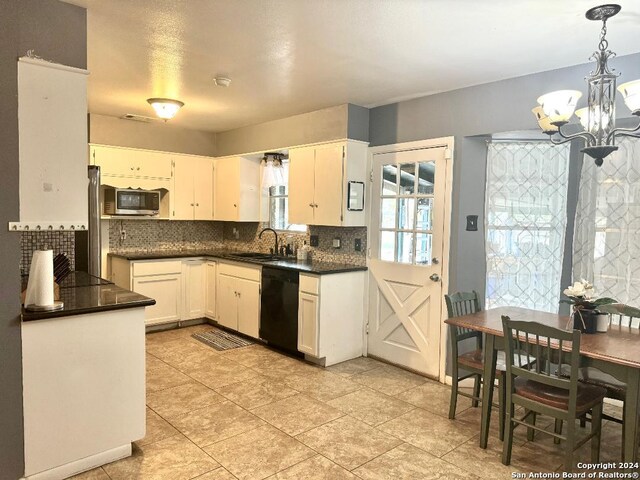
444, 306, 640, 461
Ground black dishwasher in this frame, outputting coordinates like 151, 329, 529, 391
259, 267, 300, 354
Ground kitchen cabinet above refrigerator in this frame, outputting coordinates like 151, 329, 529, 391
11, 57, 89, 232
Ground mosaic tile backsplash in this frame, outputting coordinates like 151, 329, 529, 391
109, 220, 367, 266
20, 232, 75, 275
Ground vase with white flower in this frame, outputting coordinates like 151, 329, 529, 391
561, 280, 616, 333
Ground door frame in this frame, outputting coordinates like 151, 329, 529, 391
365, 136, 454, 383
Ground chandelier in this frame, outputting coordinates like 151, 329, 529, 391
532, 4, 640, 166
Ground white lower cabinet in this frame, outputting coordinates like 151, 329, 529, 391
132, 273, 181, 325
182, 259, 206, 319
236, 277, 260, 338
205, 261, 217, 319
297, 272, 365, 366
298, 291, 319, 356
216, 262, 261, 339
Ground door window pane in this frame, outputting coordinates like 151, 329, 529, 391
399, 164, 416, 195
380, 231, 395, 261
381, 198, 397, 228
417, 161, 435, 194
416, 198, 432, 231
397, 198, 415, 230
416, 233, 432, 265
382, 165, 398, 195
396, 232, 414, 264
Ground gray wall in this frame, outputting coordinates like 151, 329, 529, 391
0, 1, 24, 477
1, 1, 88, 477
18, 0, 87, 68
89, 114, 217, 156
369, 52, 640, 300
216, 103, 369, 156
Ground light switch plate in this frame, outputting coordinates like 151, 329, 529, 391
332, 238, 341, 248
466, 215, 478, 231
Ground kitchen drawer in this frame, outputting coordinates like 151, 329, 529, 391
132, 260, 182, 277
218, 262, 261, 282
299, 274, 319, 295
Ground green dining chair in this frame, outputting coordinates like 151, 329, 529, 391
501, 315, 606, 472
445, 291, 507, 440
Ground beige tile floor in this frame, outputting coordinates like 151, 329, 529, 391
73, 325, 634, 480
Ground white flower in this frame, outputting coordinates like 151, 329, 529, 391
564, 280, 595, 299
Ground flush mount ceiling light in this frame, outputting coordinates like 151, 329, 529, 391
533, 4, 640, 166
213, 76, 232, 87
146, 98, 184, 120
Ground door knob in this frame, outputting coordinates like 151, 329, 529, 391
429, 273, 440, 282
432, 257, 440, 264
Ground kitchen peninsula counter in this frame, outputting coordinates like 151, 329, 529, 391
22, 271, 155, 321
21, 271, 149, 479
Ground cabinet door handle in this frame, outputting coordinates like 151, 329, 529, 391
196, 203, 199, 206
314, 203, 319, 208
309, 203, 314, 207
233, 203, 237, 207
136, 167, 140, 171
190, 203, 194, 206
130, 167, 134, 170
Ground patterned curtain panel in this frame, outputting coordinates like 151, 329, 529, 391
573, 137, 640, 304
485, 141, 571, 312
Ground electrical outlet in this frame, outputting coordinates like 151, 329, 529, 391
309, 235, 319, 247
354, 238, 362, 251
332, 238, 341, 249
466, 215, 478, 231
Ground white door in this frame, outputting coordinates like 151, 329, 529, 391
298, 291, 319, 356
313, 144, 344, 226
216, 274, 237, 330
172, 159, 195, 220
214, 159, 239, 221
132, 274, 181, 325
193, 158, 214, 220
368, 145, 450, 378
183, 260, 205, 319
236, 277, 260, 339
205, 261, 217, 319
287, 147, 316, 225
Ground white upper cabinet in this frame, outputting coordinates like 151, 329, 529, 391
18, 57, 89, 225
288, 140, 368, 227
90, 145, 172, 180
172, 156, 214, 220
214, 156, 260, 221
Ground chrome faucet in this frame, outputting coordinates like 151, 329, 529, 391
258, 228, 278, 255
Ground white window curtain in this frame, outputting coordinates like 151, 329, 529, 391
485, 141, 571, 312
573, 136, 640, 304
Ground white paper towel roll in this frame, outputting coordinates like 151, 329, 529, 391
25, 250, 54, 307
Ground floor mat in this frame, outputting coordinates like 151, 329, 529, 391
192, 327, 255, 351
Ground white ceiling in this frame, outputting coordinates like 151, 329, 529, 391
63, 0, 640, 133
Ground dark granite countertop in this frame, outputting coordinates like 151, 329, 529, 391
108, 250, 368, 275
22, 272, 155, 322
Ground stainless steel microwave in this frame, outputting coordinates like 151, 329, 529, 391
104, 188, 160, 216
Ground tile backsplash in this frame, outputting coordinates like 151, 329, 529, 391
20, 231, 75, 275
109, 220, 367, 266
109, 220, 223, 252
